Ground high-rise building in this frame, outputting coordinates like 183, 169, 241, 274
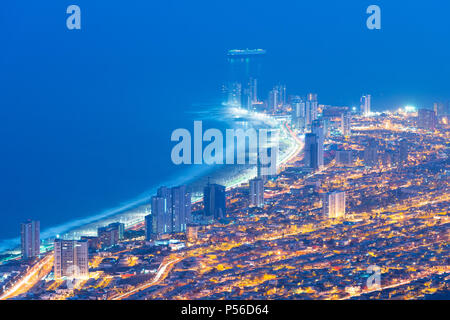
291, 96, 306, 131
54, 239, 89, 280
249, 178, 264, 208
204, 182, 226, 220
148, 196, 168, 238
227, 49, 266, 109
341, 112, 351, 136
305, 133, 319, 170
171, 185, 191, 233
364, 138, 378, 167
20, 220, 40, 259
256, 130, 278, 179
360, 94, 371, 116
146, 185, 191, 240
311, 120, 324, 168
305, 93, 318, 127
268, 88, 279, 112
418, 108, 437, 130
323, 191, 346, 218
98, 222, 125, 248
277, 84, 287, 107
144, 214, 153, 241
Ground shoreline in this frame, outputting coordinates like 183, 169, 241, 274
0, 111, 302, 258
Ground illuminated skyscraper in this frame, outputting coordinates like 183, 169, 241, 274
171, 185, 191, 233
341, 112, 351, 136
227, 49, 265, 109
204, 182, 226, 220
305, 93, 318, 127
146, 185, 191, 239
291, 96, 306, 131
323, 191, 346, 219
54, 239, 89, 280
311, 120, 324, 168
268, 88, 279, 112
20, 220, 40, 259
249, 178, 264, 208
360, 94, 371, 116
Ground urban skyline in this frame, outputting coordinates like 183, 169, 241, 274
1, 51, 448, 299
0, 1, 449, 306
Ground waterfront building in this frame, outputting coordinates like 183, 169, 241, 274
204, 182, 226, 220
146, 185, 191, 240
20, 220, 40, 259
291, 96, 306, 131
360, 94, 371, 116
341, 112, 351, 136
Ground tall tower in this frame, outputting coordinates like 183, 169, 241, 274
204, 182, 226, 220
305, 133, 319, 170
291, 96, 306, 131
249, 178, 264, 208
147, 185, 191, 239
21, 220, 40, 259
361, 94, 371, 116
171, 185, 191, 233
227, 49, 266, 109
341, 112, 351, 136
311, 120, 324, 169
305, 93, 318, 127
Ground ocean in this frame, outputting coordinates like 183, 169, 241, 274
0, 102, 296, 254
0, 102, 229, 253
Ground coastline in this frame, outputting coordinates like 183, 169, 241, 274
0, 110, 302, 258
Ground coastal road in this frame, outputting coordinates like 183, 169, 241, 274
0, 254, 53, 300
111, 256, 183, 300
